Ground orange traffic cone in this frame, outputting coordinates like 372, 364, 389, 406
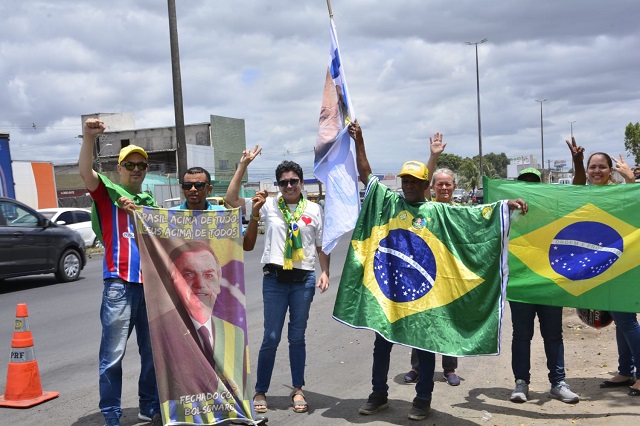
0, 303, 59, 408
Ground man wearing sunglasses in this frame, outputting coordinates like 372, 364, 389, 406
79, 118, 159, 426
171, 167, 220, 211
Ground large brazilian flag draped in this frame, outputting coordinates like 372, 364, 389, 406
485, 177, 640, 313
333, 178, 512, 356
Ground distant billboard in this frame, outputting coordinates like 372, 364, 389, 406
554, 160, 567, 169
509, 155, 531, 166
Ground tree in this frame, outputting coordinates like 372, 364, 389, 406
624, 122, 640, 165
436, 153, 463, 172
473, 153, 509, 178
457, 158, 479, 190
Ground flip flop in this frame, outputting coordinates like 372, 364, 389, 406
291, 390, 308, 413
253, 393, 268, 413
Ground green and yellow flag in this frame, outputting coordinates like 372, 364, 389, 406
485, 177, 640, 313
333, 178, 511, 356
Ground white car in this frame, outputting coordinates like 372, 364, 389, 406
38, 208, 99, 247
452, 188, 469, 203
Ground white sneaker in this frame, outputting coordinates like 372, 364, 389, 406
549, 381, 579, 404
510, 379, 529, 403
138, 412, 152, 422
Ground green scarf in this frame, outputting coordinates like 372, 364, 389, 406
90, 173, 157, 243
277, 195, 307, 270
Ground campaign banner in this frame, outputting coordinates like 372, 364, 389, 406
134, 207, 256, 425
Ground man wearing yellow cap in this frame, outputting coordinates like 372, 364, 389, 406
348, 120, 527, 421
348, 120, 436, 421
79, 118, 159, 426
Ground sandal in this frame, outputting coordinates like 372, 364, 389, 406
253, 393, 268, 413
291, 390, 308, 413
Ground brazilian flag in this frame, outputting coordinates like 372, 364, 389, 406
333, 178, 511, 356
485, 177, 640, 313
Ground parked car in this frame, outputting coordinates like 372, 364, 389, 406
0, 197, 86, 282
472, 187, 484, 204
38, 207, 98, 247
452, 188, 469, 203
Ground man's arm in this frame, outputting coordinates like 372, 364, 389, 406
79, 118, 106, 192
225, 145, 262, 208
506, 198, 528, 215
348, 120, 372, 186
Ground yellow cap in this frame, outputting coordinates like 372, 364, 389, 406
118, 145, 148, 164
397, 161, 429, 181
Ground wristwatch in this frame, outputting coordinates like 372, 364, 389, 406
251, 214, 260, 222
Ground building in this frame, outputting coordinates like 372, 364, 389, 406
55, 113, 247, 207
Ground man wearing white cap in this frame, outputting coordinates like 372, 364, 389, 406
79, 118, 159, 426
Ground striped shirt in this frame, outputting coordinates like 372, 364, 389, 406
90, 180, 144, 282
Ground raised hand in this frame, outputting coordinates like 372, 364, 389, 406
241, 145, 262, 166
429, 132, 447, 156
611, 154, 635, 183
565, 136, 584, 163
348, 119, 362, 141
84, 118, 106, 139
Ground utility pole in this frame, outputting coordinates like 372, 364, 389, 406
167, 0, 187, 179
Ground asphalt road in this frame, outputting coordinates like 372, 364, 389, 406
0, 234, 638, 425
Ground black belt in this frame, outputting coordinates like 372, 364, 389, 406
105, 277, 142, 285
263, 264, 310, 283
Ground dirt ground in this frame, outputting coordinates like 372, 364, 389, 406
459, 307, 640, 426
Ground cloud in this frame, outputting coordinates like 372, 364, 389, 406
0, 0, 638, 181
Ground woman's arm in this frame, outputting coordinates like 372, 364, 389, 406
226, 145, 262, 208
315, 248, 330, 293
243, 190, 267, 251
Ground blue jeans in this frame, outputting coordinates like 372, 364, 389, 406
372, 334, 435, 401
510, 301, 565, 386
410, 348, 458, 374
609, 311, 640, 378
255, 270, 316, 393
99, 280, 159, 422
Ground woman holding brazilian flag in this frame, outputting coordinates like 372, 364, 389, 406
566, 137, 640, 396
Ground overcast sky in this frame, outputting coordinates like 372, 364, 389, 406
1, 1, 638, 180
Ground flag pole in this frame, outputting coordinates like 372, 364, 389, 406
326, 0, 333, 18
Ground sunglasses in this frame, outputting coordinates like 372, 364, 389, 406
181, 181, 208, 190
278, 178, 300, 187
121, 161, 148, 171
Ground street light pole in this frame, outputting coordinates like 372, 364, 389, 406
465, 38, 487, 187
535, 99, 547, 173
569, 121, 576, 139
